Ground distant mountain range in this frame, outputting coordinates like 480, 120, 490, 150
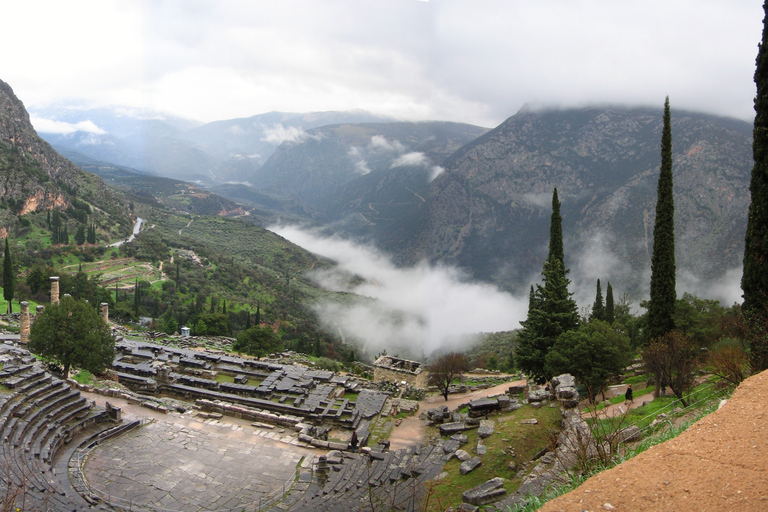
29, 103, 397, 184
28, 97, 754, 302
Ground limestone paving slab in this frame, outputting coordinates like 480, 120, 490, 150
84, 412, 314, 511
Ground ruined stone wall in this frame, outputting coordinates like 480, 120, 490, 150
373, 366, 428, 389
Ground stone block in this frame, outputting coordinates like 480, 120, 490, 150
520, 419, 538, 425
459, 457, 482, 475
327, 441, 348, 451
439, 422, 468, 436
551, 373, 575, 389
451, 434, 468, 445
462, 477, 507, 506
326, 450, 343, 464
617, 425, 641, 443
528, 389, 548, 402
476, 443, 487, 456
455, 449, 471, 462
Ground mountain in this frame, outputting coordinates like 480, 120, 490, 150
0, 80, 131, 240
395, 106, 752, 297
29, 104, 396, 184
250, 121, 489, 204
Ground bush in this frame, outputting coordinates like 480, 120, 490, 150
314, 357, 340, 372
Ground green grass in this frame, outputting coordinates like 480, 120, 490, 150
427, 404, 561, 512
72, 370, 94, 385
623, 373, 650, 385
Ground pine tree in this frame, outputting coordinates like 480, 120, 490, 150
3, 239, 14, 314
590, 279, 605, 321
516, 188, 579, 382
743, 1, 768, 317
646, 97, 676, 342
605, 282, 615, 325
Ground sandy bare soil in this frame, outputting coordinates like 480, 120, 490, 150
388, 380, 525, 450
539, 369, 768, 512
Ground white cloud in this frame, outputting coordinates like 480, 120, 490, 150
354, 160, 372, 175
520, 192, 552, 208
429, 165, 444, 181
261, 123, 313, 144
272, 224, 529, 358
30, 116, 106, 135
391, 151, 429, 168
368, 135, 404, 153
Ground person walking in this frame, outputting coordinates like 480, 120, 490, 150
625, 384, 634, 406
350, 431, 358, 453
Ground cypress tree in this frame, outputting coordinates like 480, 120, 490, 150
255, 302, 261, 325
590, 279, 605, 321
646, 97, 676, 342
605, 282, 615, 325
743, 1, 768, 317
515, 188, 579, 382
3, 239, 14, 314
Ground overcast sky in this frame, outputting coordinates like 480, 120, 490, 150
2, 0, 763, 128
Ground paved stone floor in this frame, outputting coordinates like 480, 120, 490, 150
84, 410, 315, 512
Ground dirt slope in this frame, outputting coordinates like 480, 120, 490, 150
540, 370, 768, 512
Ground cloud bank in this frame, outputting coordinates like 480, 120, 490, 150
30, 116, 106, 135
272, 224, 529, 358
261, 123, 315, 144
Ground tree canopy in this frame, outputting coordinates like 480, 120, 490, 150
545, 320, 630, 401
2, 238, 13, 314
516, 189, 579, 382
743, 0, 768, 321
233, 325, 282, 358
427, 352, 470, 401
647, 97, 677, 342
28, 296, 115, 377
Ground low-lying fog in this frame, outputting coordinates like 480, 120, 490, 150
273, 225, 744, 361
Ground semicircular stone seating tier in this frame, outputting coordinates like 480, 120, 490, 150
0, 343, 126, 511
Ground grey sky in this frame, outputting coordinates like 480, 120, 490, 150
3, 0, 762, 128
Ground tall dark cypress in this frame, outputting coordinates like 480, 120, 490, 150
743, 1, 768, 317
646, 97, 676, 341
3, 239, 14, 314
590, 279, 605, 321
515, 188, 579, 381
605, 282, 615, 325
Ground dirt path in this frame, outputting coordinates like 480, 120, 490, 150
539, 369, 768, 512
389, 380, 525, 450
583, 392, 656, 419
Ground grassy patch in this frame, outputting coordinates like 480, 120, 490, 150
343, 391, 359, 400
426, 405, 561, 512
72, 370, 94, 385
215, 374, 235, 384
623, 373, 650, 385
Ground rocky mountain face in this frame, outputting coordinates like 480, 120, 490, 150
253, 121, 488, 204
0, 79, 130, 237
397, 107, 752, 297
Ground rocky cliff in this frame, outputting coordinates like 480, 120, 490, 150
0, 79, 130, 237
398, 106, 752, 297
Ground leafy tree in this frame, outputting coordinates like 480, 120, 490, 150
233, 325, 281, 357
427, 352, 470, 401
28, 296, 115, 377
646, 97, 676, 342
605, 282, 615, 325
642, 331, 700, 407
2, 238, 13, 314
673, 293, 726, 348
590, 279, 605, 322
194, 312, 230, 336
545, 321, 631, 401
708, 338, 750, 386
516, 189, 579, 382
743, 0, 768, 320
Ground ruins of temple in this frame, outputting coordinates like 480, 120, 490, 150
373, 355, 428, 389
